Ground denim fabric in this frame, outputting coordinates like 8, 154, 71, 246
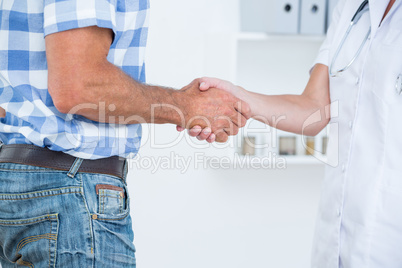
0, 162, 135, 267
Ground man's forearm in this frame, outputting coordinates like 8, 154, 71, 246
52, 61, 188, 125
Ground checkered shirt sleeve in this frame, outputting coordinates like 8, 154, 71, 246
0, 0, 149, 159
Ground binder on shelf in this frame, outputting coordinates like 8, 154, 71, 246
240, 0, 300, 34
240, 0, 268, 33
300, 0, 327, 35
327, 0, 339, 30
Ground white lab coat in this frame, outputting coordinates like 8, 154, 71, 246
311, 0, 402, 267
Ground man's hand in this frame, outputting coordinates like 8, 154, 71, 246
176, 79, 250, 143
177, 77, 251, 143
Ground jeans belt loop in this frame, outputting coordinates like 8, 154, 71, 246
123, 159, 128, 181
67, 158, 84, 179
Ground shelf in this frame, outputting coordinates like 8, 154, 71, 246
229, 154, 326, 168
237, 32, 326, 43
280, 155, 326, 165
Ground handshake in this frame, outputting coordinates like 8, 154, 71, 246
173, 77, 252, 143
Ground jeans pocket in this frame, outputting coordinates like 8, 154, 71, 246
0, 213, 59, 268
96, 184, 126, 216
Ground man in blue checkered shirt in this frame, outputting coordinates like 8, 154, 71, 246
0, 0, 250, 267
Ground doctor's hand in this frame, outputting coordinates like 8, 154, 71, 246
177, 77, 251, 142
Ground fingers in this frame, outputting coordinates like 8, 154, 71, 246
220, 103, 248, 131
223, 101, 250, 131
183, 121, 231, 143
176, 126, 185, 132
211, 116, 239, 138
225, 126, 239, 136
228, 110, 248, 130
188, 126, 202, 137
183, 126, 216, 143
184, 109, 247, 143
206, 133, 216, 143
183, 126, 233, 144
214, 129, 229, 143
179, 125, 212, 143
196, 128, 212, 141
221, 123, 239, 136
192, 127, 216, 144
193, 121, 237, 143
234, 101, 252, 120
208, 110, 245, 142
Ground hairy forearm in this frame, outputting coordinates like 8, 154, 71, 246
52, 61, 186, 125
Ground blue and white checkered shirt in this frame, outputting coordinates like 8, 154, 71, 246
0, 0, 149, 159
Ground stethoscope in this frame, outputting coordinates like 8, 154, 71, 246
329, 0, 370, 77
330, 0, 402, 95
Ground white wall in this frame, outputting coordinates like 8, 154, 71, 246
127, 1, 325, 268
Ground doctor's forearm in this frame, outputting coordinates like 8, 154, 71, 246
245, 92, 330, 136
241, 64, 330, 136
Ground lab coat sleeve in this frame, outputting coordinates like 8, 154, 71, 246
312, 0, 347, 68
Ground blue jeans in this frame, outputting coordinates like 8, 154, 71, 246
0, 162, 136, 267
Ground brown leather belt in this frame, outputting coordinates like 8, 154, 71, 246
0, 144, 127, 180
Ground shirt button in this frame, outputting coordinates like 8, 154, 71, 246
337, 209, 341, 217
342, 164, 346, 173
349, 121, 353, 129
356, 77, 360, 85
396, 74, 402, 95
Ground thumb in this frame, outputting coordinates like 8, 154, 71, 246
200, 77, 234, 92
199, 82, 210, 91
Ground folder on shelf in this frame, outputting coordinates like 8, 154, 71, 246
327, 0, 339, 30
240, 0, 268, 32
240, 0, 300, 34
300, 0, 327, 35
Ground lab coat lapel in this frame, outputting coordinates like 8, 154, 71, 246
368, 0, 389, 37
